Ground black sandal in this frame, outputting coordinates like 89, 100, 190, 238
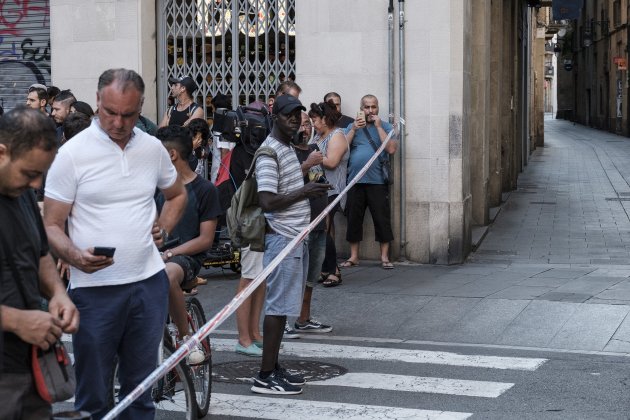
322, 273, 342, 287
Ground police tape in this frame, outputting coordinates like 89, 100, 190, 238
103, 124, 399, 419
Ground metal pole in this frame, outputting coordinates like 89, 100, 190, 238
398, 0, 407, 260
388, 0, 395, 122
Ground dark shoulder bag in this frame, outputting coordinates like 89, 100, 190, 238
1, 235, 75, 403
362, 127, 393, 185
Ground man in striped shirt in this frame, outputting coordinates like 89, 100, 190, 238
251, 94, 330, 395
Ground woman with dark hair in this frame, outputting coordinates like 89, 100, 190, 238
308, 100, 349, 287
187, 118, 211, 178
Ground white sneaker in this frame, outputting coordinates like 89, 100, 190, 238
180, 335, 206, 365
284, 321, 300, 339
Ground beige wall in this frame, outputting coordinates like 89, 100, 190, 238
297, 0, 473, 263
50, 0, 158, 121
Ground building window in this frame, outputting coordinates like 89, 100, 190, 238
613, 0, 621, 27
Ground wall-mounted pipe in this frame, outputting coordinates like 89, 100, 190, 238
398, 0, 407, 260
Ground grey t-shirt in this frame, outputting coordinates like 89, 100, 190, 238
256, 136, 310, 238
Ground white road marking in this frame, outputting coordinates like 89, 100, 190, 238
309, 372, 514, 398
210, 393, 472, 420
212, 339, 547, 371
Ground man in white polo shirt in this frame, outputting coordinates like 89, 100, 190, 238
44, 68, 187, 419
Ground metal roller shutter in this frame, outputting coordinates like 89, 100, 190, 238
0, 1, 51, 112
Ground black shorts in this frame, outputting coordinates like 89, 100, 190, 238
345, 183, 393, 243
168, 255, 202, 286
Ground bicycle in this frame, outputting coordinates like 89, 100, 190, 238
108, 297, 212, 419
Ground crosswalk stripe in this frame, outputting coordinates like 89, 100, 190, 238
210, 393, 472, 419
309, 372, 514, 398
212, 339, 547, 371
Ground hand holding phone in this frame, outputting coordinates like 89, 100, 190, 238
93, 247, 116, 258
356, 111, 366, 128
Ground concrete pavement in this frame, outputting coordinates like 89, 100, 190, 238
200, 118, 630, 356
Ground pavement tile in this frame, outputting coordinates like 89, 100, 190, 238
440, 279, 515, 298
488, 285, 555, 300
437, 298, 530, 344
395, 296, 482, 339
547, 304, 630, 350
530, 268, 592, 279
536, 292, 592, 303
603, 312, 630, 352
552, 277, 624, 295
496, 300, 580, 347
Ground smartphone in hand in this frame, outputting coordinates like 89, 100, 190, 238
93, 247, 116, 257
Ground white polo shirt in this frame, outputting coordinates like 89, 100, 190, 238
45, 119, 177, 288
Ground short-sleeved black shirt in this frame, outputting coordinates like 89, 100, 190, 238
155, 175, 222, 264
0, 189, 48, 373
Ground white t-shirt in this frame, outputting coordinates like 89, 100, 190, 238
45, 119, 178, 288
256, 136, 310, 238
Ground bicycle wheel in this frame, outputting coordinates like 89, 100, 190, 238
186, 297, 212, 417
108, 336, 197, 420
157, 339, 197, 420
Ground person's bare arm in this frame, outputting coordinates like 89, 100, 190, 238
158, 110, 170, 128
300, 150, 323, 175
39, 254, 79, 334
156, 178, 187, 242
1, 304, 62, 350
43, 197, 113, 273
183, 107, 205, 126
373, 116, 398, 155
163, 219, 217, 259
322, 132, 347, 169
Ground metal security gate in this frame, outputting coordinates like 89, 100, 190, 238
0, 0, 51, 112
157, 0, 296, 120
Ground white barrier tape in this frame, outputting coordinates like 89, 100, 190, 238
103, 125, 399, 419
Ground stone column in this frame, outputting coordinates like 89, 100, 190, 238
501, 0, 516, 191
488, 0, 504, 207
470, 0, 491, 226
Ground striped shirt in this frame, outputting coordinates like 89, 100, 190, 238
256, 136, 310, 238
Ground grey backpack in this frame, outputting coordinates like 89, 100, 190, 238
226, 146, 278, 251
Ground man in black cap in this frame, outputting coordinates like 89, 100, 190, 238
159, 76, 204, 128
250, 94, 330, 395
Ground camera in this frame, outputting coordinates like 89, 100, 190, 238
212, 106, 273, 155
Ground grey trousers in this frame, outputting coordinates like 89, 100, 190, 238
0, 372, 51, 420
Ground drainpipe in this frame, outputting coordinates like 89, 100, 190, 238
398, 0, 407, 260
388, 0, 395, 122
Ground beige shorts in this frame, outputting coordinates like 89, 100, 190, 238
240, 245, 264, 279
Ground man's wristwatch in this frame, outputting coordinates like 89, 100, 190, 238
164, 250, 174, 260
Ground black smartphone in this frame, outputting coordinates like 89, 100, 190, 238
158, 237, 181, 252
93, 247, 116, 257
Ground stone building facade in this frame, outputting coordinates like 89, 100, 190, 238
45, 0, 549, 264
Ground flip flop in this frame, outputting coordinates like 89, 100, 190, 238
195, 276, 208, 285
381, 261, 394, 270
183, 287, 198, 296
339, 260, 359, 268
322, 273, 342, 287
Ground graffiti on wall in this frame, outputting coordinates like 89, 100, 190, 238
0, 0, 51, 110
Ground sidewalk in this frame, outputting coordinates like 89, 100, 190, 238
202, 119, 630, 355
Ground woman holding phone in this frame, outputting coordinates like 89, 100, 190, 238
308, 100, 349, 287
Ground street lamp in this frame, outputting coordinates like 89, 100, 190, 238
583, 18, 609, 48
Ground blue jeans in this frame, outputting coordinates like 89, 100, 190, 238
69, 271, 169, 420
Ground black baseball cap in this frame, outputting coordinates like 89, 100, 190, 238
168, 76, 197, 94
272, 94, 305, 115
